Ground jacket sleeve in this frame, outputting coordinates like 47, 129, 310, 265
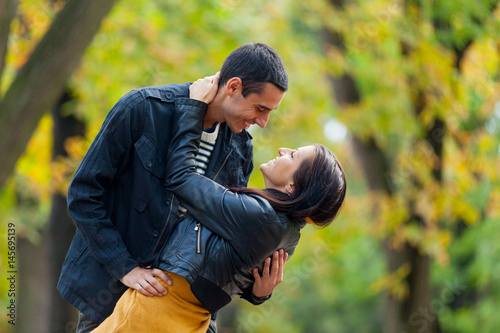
165, 98, 273, 245
66, 90, 143, 281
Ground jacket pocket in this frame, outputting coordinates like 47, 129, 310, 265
176, 220, 205, 271
64, 232, 89, 266
73, 246, 88, 264
134, 134, 165, 179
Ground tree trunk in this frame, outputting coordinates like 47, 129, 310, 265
47, 90, 84, 333
0, 0, 116, 189
384, 241, 434, 333
15, 90, 84, 333
17, 233, 50, 333
0, 0, 17, 89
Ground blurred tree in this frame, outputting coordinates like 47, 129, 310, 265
0, 1, 115, 332
46, 89, 84, 333
321, 0, 500, 332
0, 0, 116, 189
0, 0, 17, 85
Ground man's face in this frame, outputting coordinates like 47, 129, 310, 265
221, 83, 285, 133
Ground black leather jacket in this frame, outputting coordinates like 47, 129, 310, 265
58, 84, 255, 324
157, 98, 306, 314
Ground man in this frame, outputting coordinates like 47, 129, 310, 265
58, 43, 288, 332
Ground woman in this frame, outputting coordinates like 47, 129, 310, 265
94, 74, 346, 332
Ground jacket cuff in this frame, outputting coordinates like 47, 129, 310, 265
240, 288, 272, 305
107, 256, 138, 282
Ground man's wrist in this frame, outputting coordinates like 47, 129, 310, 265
252, 292, 272, 302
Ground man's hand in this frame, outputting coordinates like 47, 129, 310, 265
252, 249, 288, 298
189, 72, 220, 104
120, 267, 172, 297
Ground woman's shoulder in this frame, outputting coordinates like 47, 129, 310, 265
239, 194, 304, 230
223, 191, 275, 219
242, 193, 282, 222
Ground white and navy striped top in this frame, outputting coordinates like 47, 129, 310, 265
194, 123, 220, 175
178, 123, 221, 215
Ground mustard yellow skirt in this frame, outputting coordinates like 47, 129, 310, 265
93, 271, 211, 333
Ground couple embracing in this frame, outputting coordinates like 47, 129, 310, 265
58, 43, 346, 332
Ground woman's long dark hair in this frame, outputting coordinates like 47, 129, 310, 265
233, 144, 346, 228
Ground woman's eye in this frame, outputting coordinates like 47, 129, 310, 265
291, 152, 294, 158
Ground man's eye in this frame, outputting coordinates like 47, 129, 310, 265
291, 152, 294, 158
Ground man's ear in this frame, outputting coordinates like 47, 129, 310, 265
225, 77, 242, 96
285, 183, 295, 195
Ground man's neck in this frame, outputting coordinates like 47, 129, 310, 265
204, 93, 224, 129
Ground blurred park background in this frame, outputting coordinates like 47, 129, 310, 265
1, 0, 500, 332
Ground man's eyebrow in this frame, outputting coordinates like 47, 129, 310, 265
258, 104, 273, 111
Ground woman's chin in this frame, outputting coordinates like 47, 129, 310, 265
260, 159, 274, 169
259, 167, 269, 185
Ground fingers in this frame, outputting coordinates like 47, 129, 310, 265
270, 251, 279, 279
262, 257, 271, 277
152, 268, 173, 286
199, 73, 219, 84
251, 250, 289, 298
190, 73, 220, 103
135, 283, 153, 297
205, 74, 219, 86
213, 71, 220, 84
282, 252, 289, 283
144, 274, 168, 296
252, 267, 261, 282
277, 249, 285, 283
133, 272, 166, 297
121, 267, 171, 297
260, 250, 286, 280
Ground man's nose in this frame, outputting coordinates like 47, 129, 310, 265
254, 111, 271, 128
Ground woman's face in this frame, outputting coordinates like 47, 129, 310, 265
259, 145, 316, 193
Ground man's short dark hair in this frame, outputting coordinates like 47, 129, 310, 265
219, 43, 288, 97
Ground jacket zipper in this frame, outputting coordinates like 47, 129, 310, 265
194, 223, 201, 254
191, 148, 232, 255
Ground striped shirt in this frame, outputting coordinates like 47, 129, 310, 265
195, 123, 220, 175
178, 123, 220, 216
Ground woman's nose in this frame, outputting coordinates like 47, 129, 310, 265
278, 148, 292, 156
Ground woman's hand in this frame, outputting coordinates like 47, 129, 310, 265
189, 72, 220, 104
252, 249, 289, 298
